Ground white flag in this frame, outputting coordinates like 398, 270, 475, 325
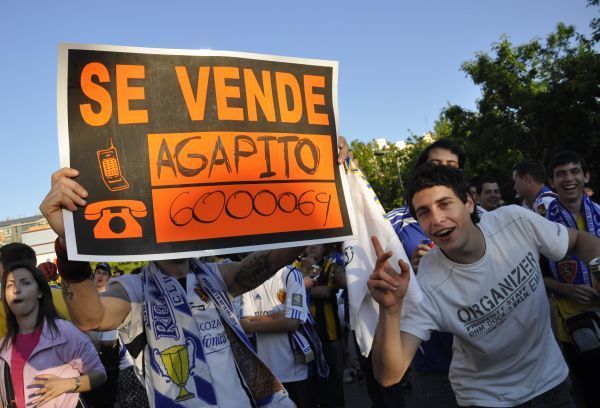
343, 162, 423, 356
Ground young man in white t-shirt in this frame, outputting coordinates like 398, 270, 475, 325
241, 266, 316, 407
368, 163, 600, 407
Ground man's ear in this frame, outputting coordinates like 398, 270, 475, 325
466, 193, 475, 214
584, 171, 591, 184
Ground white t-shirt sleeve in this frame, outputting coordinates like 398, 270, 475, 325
283, 268, 308, 323
106, 274, 143, 335
519, 206, 569, 261
240, 291, 256, 318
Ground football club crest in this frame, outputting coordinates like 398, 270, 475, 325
277, 289, 287, 304
193, 283, 210, 303
535, 204, 547, 217
558, 260, 578, 283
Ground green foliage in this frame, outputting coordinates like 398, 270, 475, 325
350, 8, 600, 208
437, 21, 600, 201
350, 136, 430, 211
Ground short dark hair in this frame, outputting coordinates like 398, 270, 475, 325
547, 151, 588, 179
512, 160, 547, 184
476, 176, 499, 194
415, 139, 466, 169
1, 263, 62, 352
407, 163, 480, 224
0, 242, 37, 272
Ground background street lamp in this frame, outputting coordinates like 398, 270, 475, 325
374, 148, 405, 194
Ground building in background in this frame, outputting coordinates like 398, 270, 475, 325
0, 215, 55, 264
21, 226, 58, 265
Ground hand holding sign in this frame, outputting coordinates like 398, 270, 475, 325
40, 168, 88, 239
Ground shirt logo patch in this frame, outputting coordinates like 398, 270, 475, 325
558, 260, 578, 283
292, 293, 303, 307
277, 289, 286, 304
254, 293, 262, 300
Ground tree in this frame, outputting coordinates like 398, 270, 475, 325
350, 135, 430, 211
436, 21, 600, 201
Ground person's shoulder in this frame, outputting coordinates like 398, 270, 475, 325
107, 273, 141, 302
415, 249, 452, 290
481, 205, 529, 223
112, 273, 142, 287
54, 319, 89, 341
386, 205, 410, 219
386, 205, 416, 228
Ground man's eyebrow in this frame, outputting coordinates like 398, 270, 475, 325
434, 196, 454, 204
414, 196, 454, 213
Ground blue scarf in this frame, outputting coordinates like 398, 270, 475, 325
547, 194, 600, 285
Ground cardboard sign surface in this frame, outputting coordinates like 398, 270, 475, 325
58, 44, 354, 261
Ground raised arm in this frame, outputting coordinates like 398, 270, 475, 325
40, 168, 131, 331
219, 248, 303, 297
567, 228, 600, 265
241, 312, 301, 333
369, 236, 421, 387
220, 136, 350, 296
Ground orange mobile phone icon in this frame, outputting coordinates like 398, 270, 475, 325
98, 140, 129, 191
84, 200, 147, 239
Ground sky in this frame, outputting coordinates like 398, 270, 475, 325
0, 0, 595, 220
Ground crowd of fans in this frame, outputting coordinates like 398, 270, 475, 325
0, 138, 599, 408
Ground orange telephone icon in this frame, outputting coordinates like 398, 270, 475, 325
84, 200, 147, 239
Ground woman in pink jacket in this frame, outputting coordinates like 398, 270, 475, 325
0, 263, 106, 408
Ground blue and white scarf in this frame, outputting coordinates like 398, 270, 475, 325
142, 261, 294, 407
547, 194, 600, 285
281, 266, 329, 379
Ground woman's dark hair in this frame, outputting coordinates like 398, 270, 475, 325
407, 163, 480, 224
1, 263, 62, 352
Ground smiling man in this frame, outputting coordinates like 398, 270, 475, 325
477, 177, 503, 212
542, 151, 600, 408
368, 163, 600, 407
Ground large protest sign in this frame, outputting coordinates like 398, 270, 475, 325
58, 44, 355, 261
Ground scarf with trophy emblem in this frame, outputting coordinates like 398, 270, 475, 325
547, 194, 600, 285
142, 260, 294, 408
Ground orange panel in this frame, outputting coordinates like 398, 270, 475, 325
148, 132, 334, 186
152, 182, 343, 243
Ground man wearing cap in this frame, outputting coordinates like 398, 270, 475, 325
94, 263, 112, 294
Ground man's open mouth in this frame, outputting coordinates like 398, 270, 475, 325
434, 228, 454, 238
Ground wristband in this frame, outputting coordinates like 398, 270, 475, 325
55, 238, 93, 283
73, 376, 81, 393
